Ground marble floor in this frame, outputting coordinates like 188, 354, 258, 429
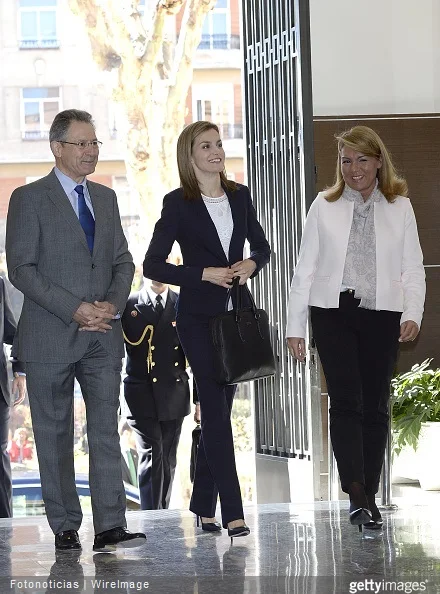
1, 498, 440, 593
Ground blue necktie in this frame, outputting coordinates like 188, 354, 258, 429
75, 184, 95, 253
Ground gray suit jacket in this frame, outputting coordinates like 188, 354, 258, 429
5, 169, 134, 363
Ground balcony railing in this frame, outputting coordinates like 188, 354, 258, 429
19, 39, 59, 49
219, 123, 243, 140
22, 130, 50, 141
198, 34, 240, 51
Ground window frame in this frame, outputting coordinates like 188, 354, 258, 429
20, 86, 62, 140
192, 83, 235, 139
199, 0, 230, 50
18, 0, 59, 50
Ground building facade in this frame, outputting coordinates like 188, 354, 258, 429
0, 0, 244, 252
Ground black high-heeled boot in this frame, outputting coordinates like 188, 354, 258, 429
227, 524, 250, 545
196, 515, 222, 532
348, 482, 372, 531
363, 495, 383, 530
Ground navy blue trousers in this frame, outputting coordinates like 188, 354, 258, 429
177, 314, 243, 528
128, 416, 183, 510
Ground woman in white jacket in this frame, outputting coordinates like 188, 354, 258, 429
286, 126, 425, 531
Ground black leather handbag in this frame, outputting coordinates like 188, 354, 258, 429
210, 277, 276, 385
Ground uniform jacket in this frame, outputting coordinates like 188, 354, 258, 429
286, 191, 426, 338
120, 289, 191, 421
143, 184, 271, 318
6, 169, 134, 362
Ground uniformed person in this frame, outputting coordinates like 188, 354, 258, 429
120, 278, 191, 510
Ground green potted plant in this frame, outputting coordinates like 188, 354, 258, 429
391, 359, 440, 489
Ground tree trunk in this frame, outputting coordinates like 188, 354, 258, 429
68, 0, 217, 237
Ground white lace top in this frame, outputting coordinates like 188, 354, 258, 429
202, 193, 233, 259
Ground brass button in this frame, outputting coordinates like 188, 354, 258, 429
174, 362, 178, 366
176, 378, 180, 382
348, 289, 354, 294
151, 362, 155, 367
152, 378, 157, 382
174, 346, 179, 350
151, 346, 155, 350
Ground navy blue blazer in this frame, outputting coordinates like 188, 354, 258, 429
143, 184, 271, 318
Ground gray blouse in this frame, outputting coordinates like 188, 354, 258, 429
341, 183, 382, 310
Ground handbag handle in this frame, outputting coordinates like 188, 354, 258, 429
224, 277, 241, 313
222, 277, 266, 342
225, 277, 262, 322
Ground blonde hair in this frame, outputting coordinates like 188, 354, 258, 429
325, 125, 408, 202
177, 121, 236, 200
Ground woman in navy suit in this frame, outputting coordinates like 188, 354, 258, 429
144, 121, 270, 540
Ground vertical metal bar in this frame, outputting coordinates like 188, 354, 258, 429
381, 426, 392, 506
380, 401, 398, 510
241, 0, 318, 491
329, 449, 339, 501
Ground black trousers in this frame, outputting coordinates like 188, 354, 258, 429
177, 314, 242, 528
128, 416, 183, 510
311, 291, 401, 495
0, 395, 12, 518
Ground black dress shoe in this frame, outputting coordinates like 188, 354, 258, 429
348, 482, 372, 532
227, 524, 250, 544
349, 507, 372, 529
93, 527, 146, 552
196, 515, 222, 532
363, 495, 383, 530
55, 530, 81, 550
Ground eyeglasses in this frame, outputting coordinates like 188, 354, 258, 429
58, 140, 103, 149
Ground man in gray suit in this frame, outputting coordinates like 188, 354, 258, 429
5, 109, 146, 552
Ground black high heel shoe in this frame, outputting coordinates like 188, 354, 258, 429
196, 515, 222, 532
227, 524, 250, 545
348, 482, 372, 532
349, 507, 373, 532
363, 496, 383, 530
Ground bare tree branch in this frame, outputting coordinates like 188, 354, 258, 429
67, 0, 218, 234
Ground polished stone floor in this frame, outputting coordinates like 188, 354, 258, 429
1, 498, 440, 593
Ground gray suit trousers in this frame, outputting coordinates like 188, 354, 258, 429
26, 337, 126, 535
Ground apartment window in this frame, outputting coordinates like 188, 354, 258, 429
19, 0, 58, 49
21, 87, 60, 140
199, 0, 233, 50
193, 85, 242, 140
196, 98, 231, 130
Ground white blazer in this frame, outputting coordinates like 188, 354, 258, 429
286, 191, 426, 339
